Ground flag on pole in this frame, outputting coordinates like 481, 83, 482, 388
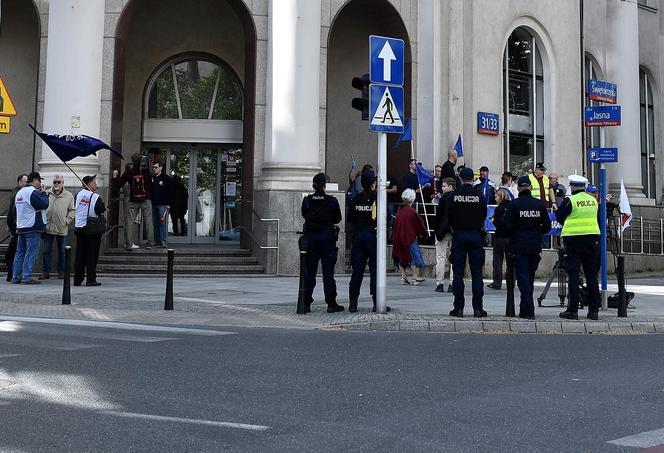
453, 134, 463, 157
618, 179, 632, 237
416, 163, 433, 187
30, 124, 123, 162
393, 118, 412, 149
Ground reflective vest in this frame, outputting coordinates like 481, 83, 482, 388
528, 173, 550, 203
561, 192, 600, 236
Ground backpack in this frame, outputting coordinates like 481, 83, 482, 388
130, 173, 148, 202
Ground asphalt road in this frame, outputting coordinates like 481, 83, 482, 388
0, 318, 663, 452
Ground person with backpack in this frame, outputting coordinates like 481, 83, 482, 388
112, 153, 154, 249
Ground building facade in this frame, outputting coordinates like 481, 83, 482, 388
0, 0, 662, 273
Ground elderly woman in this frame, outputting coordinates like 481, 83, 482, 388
392, 188, 427, 285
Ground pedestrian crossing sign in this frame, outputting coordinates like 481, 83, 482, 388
369, 84, 404, 133
0, 77, 17, 117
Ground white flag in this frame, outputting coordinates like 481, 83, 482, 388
618, 179, 632, 237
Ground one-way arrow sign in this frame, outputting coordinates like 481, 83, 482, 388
370, 35, 404, 86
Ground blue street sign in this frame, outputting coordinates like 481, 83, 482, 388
477, 112, 500, 135
369, 84, 404, 133
369, 35, 405, 86
587, 79, 617, 104
588, 147, 618, 163
584, 105, 621, 127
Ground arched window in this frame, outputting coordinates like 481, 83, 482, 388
639, 68, 656, 198
584, 54, 602, 185
503, 27, 544, 176
146, 56, 243, 121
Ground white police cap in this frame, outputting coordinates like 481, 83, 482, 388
568, 174, 588, 187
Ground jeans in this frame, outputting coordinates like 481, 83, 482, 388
152, 205, 169, 243
12, 232, 41, 281
42, 233, 67, 273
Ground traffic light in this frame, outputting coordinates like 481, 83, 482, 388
352, 73, 370, 120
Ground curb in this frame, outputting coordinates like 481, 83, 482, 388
323, 319, 664, 334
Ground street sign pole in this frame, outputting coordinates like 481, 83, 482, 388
375, 132, 387, 313
599, 127, 608, 310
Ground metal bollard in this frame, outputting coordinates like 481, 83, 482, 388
296, 234, 308, 314
164, 249, 174, 310
617, 255, 627, 318
505, 253, 515, 317
62, 246, 71, 305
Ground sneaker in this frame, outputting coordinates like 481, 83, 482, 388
146, 242, 154, 249
86, 282, 101, 287
473, 309, 488, 318
487, 283, 501, 290
127, 243, 139, 250
447, 285, 453, 293
401, 277, 411, 285
11, 279, 21, 284
159, 242, 168, 248
327, 303, 344, 313
559, 310, 579, 320
413, 278, 425, 286
21, 279, 41, 285
38, 272, 49, 280
435, 284, 445, 293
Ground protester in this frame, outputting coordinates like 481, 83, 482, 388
392, 188, 427, 285
151, 161, 174, 247
74, 175, 105, 287
402, 159, 420, 192
386, 174, 399, 228
474, 166, 496, 205
5, 174, 28, 282
112, 153, 154, 249
40, 174, 75, 279
487, 188, 511, 290
549, 172, 566, 207
434, 178, 456, 292
441, 149, 457, 180
12, 172, 49, 284
499, 172, 517, 200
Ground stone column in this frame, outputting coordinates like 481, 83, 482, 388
38, 0, 105, 186
260, 0, 321, 191
605, 0, 645, 201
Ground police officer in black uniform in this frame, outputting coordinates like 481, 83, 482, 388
347, 171, 384, 313
503, 176, 552, 319
302, 172, 344, 313
445, 167, 488, 318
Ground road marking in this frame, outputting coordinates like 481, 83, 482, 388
0, 336, 101, 351
101, 411, 271, 432
0, 316, 236, 336
608, 428, 664, 448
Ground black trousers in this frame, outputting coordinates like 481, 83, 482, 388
74, 229, 102, 284
5, 234, 17, 281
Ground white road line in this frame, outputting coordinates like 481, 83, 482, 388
607, 427, 664, 448
0, 316, 236, 336
101, 410, 271, 432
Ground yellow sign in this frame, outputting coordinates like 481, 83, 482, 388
0, 77, 18, 117
0, 116, 10, 134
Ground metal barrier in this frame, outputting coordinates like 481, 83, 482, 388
237, 207, 280, 275
619, 216, 664, 256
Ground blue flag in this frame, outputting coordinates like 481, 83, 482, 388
392, 118, 412, 149
416, 163, 433, 187
30, 124, 123, 162
454, 134, 463, 157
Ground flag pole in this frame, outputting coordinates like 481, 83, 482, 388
59, 159, 91, 192
411, 141, 431, 237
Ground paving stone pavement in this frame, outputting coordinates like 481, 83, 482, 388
0, 274, 662, 334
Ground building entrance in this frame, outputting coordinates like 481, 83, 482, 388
148, 145, 243, 244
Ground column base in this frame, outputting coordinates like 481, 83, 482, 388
38, 158, 103, 188
252, 187, 346, 276
608, 182, 654, 206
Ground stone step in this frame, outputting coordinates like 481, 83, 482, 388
104, 247, 252, 256
97, 255, 259, 265
96, 264, 265, 274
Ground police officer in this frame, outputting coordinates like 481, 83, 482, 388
347, 171, 391, 313
503, 176, 552, 319
445, 167, 488, 317
556, 175, 601, 320
302, 172, 344, 313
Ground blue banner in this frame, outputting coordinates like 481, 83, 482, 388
485, 205, 561, 236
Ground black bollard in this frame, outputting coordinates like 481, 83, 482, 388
617, 255, 627, 318
62, 246, 71, 305
296, 234, 308, 314
164, 249, 174, 310
505, 253, 515, 317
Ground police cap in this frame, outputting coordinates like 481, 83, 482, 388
459, 167, 474, 181
586, 184, 598, 194
517, 176, 531, 187
568, 174, 588, 187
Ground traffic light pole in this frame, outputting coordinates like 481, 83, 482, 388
375, 132, 388, 313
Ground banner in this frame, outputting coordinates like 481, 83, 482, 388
485, 205, 561, 236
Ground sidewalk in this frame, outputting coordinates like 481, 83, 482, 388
0, 275, 662, 334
